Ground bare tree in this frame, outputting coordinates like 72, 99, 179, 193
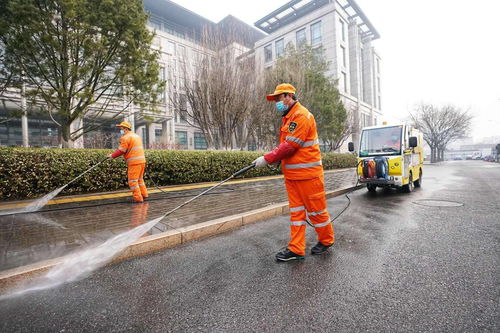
410, 103, 473, 162
173, 19, 258, 150
250, 44, 347, 151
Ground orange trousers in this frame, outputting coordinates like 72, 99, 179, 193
284, 176, 334, 256
128, 163, 148, 202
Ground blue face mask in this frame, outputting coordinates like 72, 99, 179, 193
275, 101, 288, 113
120, 129, 125, 135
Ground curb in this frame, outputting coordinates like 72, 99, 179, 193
0, 184, 363, 294
0, 168, 352, 211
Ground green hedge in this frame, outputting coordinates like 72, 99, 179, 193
0, 148, 356, 200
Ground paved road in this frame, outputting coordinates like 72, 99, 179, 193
1, 161, 498, 332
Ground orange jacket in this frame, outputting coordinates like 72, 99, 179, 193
113, 131, 146, 166
271, 102, 323, 180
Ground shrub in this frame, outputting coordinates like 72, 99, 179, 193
0, 148, 356, 200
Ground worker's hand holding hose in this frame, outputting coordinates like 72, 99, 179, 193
252, 156, 268, 168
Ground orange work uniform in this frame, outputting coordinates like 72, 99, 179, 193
112, 131, 148, 202
265, 102, 334, 256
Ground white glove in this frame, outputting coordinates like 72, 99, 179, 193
253, 156, 268, 168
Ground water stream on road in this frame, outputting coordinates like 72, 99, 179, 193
0, 215, 162, 300
0, 185, 67, 217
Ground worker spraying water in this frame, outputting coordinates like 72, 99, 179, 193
108, 121, 148, 203
1, 121, 146, 216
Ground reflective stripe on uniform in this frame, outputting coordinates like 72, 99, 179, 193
302, 139, 319, 147
284, 160, 322, 169
127, 146, 143, 152
127, 155, 145, 162
119, 147, 127, 152
289, 206, 305, 212
285, 136, 318, 148
129, 185, 139, 190
290, 220, 307, 226
128, 179, 139, 183
285, 136, 305, 146
313, 220, 331, 228
307, 209, 327, 217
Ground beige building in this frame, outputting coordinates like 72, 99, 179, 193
254, 0, 382, 149
0, 0, 381, 151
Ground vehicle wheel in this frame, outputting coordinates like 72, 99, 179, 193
414, 169, 422, 187
367, 184, 377, 192
402, 173, 414, 193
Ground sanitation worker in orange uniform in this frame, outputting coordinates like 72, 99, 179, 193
253, 83, 334, 261
108, 121, 148, 203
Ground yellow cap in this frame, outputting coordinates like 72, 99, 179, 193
116, 121, 132, 130
266, 83, 296, 101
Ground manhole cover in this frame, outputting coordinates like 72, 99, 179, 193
413, 199, 464, 207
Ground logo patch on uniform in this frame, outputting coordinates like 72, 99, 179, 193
288, 122, 298, 132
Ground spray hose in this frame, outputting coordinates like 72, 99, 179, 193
154, 163, 256, 222
65, 157, 110, 187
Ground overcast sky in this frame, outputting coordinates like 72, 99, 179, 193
172, 0, 500, 142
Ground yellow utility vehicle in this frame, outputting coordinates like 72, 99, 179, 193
348, 124, 424, 193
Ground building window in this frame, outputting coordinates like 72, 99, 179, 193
340, 45, 346, 67
311, 21, 322, 45
373, 116, 377, 126
275, 39, 284, 58
376, 58, 380, 73
167, 41, 176, 55
141, 127, 147, 145
159, 66, 166, 102
377, 77, 380, 93
194, 132, 207, 150
296, 28, 306, 46
179, 94, 187, 123
175, 131, 188, 149
178, 45, 186, 61
155, 128, 162, 142
264, 44, 272, 63
361, 113, 370, 128
378, 96, 381, 109
341, 71, 347, 92
339, 19, 346, 41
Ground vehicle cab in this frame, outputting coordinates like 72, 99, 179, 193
348, 123, 424, 193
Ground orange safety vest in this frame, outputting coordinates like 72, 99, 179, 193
280, 102, 323, 180
118, 132, 146, 166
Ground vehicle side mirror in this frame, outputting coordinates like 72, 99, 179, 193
409, 136, 418, 148
348, 142, 354, 152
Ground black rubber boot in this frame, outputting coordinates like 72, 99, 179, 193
310, 242, 333, 255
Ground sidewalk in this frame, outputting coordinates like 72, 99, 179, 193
0, 168, 358, 282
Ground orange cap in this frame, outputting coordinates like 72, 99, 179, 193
116, 121, 132, 130
266, 83, 296, 101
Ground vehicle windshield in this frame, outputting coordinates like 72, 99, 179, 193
359, 126, 403, 157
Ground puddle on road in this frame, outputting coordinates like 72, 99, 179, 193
413, 199, 464, 207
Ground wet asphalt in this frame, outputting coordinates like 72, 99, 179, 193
0, 161, 499, 332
